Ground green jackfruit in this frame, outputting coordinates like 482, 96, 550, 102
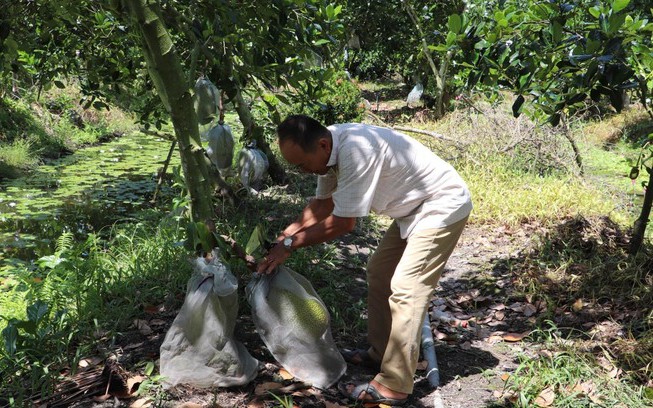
268, 288, 329, 338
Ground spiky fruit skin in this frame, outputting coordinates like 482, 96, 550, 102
268, 287, 329, 338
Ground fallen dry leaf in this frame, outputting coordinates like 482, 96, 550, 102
487, 335, 504, 344
534, 386, 555, 407
149, 318, 167, 326
132, 319, 152, 336
572, 298, 584, 312
500, 373, 510, 382
502, 331, 530, 342
78, 356, 103, 368
247, 399, 266, 408
608, 367, 622, 379
278, 368, 294, 380
93, 394, 111, 403
127, 375, 145, 395
254, 382, 283, 396
494, 310, 506, 320
588, 391, 603, 404
434, 330, 448, 340
129, 397, 152, 408
522, 303, 538, 317
143, 304, 163, 314
508, 302, 524, 312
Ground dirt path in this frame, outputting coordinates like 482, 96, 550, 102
413, 224, 531, 408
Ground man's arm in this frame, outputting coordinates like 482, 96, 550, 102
257, 197, 356, 274
278, 197, 336, 239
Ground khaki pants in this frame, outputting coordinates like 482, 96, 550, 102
366, 216, 468, 394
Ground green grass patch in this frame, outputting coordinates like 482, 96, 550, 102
501, 324, 652, 407
459, 156, 627, 227
0, 139, 39, 169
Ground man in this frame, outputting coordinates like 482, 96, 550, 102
257, 114, 472, 405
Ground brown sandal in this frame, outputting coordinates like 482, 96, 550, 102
341, 348, 381, 370
338, 381, 408, 406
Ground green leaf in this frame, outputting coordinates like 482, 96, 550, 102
612, 0, 630, 13
643, 386, 653, 400
551, 20, 563, 43
446, 31, 457, 47
27, 300, 49, 324
589, 6, 602, 19
448, 14, 462, 34
512, 95, 525, 117
54, 80, 65, 89
245, 224, 266, 258
629, 166, 640, 180
474, 40, 490, 50
144, 361, 155, 376
608, 13, 626, 34
2, 325, 18, 356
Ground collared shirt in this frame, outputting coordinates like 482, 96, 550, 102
316, 123, 472, 238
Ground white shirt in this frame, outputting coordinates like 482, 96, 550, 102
316, 123, 472, 238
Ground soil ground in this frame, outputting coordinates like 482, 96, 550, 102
63, 223, 536, 408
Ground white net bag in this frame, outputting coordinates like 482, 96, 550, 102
246, 266, 346, 388
160, 250, 258, 388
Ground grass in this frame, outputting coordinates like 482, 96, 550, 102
0, 84, 137, 179
500, 323, 652, 408
0, 139, 39, 169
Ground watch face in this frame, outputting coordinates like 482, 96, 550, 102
284, 237, 293, 248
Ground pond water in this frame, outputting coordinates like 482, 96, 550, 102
0, 132, 180, 264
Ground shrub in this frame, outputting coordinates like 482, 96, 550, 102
306, 73, 365, 125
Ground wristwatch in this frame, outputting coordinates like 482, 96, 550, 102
282, 235, 294, 251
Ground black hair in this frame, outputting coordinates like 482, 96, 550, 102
276, 114, 331, 152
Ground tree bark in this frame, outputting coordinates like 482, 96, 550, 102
218, 52, 287, 185
120, 0, 217, 224
629, 167, 653, 255
402, 0, 446, 118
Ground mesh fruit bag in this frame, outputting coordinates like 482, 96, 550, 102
160, 250, 258, 388
246, 266, 346, 388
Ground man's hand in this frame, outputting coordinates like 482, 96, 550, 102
256, 242, 292, 274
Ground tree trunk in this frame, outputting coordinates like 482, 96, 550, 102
629, 168, 653, 255
218, 53, 287, 185
120, 0, 216, 224
402, 0, 445, 118
561, 116, 584, 175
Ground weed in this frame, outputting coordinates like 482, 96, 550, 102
0, 139, 39, 173
269, 392, 295, 408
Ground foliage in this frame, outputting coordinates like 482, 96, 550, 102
0, 86, 136, 179
452, 0, 653, 124
1, 78, 652, 405
259, 71, 364, 128
0, 300, 75, 406
343, 0, 464, 83
0, 218, 192, 401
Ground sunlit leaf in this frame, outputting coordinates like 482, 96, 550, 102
448, 14, 462, 34
612, 0, 630, 13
